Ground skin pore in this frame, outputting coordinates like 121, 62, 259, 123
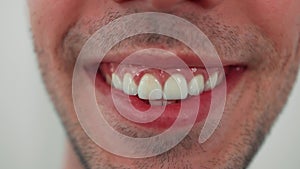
28, 0, 300, 169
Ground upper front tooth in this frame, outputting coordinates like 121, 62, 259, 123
204, 72, 218, 91
138, 74, 162, 100
163, 74, 188, 100
123, 73, 137, 95
112, 73, 123, 90
188, 75, 204, 96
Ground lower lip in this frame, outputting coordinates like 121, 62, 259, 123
93, 66, 245, 129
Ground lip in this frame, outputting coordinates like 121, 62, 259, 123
85, 47, 246, 69
85, 50, 246, 130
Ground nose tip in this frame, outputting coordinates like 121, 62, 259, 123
150, 0, 184, 9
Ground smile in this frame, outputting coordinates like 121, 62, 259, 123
88, 50, 246, 129
100, 62, 226, 104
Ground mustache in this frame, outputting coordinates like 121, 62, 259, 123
61, 9, 274, 68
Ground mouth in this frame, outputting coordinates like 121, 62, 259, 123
87, 49, 246, 129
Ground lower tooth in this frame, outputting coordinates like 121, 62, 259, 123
149, 100, 176, 106
149, 100, 167, 106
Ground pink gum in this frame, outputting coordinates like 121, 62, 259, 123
99, 63, 228, 86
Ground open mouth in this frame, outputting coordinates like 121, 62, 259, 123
99, 62, 227, 104
88, 51, 246, 129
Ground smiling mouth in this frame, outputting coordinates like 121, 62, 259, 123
89, 50, 246, 129
100, 62, 227, 105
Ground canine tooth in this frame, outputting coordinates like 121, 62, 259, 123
123, 73, 137, 95
112, 73, 123, 90
204, 72, 218, 91
163, 74, 188, 100
188, 75, 204, 96
138, 74, 162, 100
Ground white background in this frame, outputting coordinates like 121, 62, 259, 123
0, 1, 299, 169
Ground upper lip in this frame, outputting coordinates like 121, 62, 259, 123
84, 46, 244, 69
71, 15, 253, 69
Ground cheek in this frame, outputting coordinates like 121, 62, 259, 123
244, 0, 300, 51
28, 0, 83, 50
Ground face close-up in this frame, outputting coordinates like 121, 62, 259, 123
27, 0, 300, 169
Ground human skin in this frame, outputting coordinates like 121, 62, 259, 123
28, 0, 300, 169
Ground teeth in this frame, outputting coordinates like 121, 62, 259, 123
137, 74, 163, 100
204, 72, 219, 91
108, 70, 224, 101
188, 75, 204, 96
163, 74, 188, 100
123, 73, 137, 95
104, 74, 112, 85
112, 73, 123, 90
149, 100, 169, 106
217, 72, 225, 85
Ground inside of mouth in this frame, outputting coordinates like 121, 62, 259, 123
143, 99, 180, 106
95, 62, 242, 105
